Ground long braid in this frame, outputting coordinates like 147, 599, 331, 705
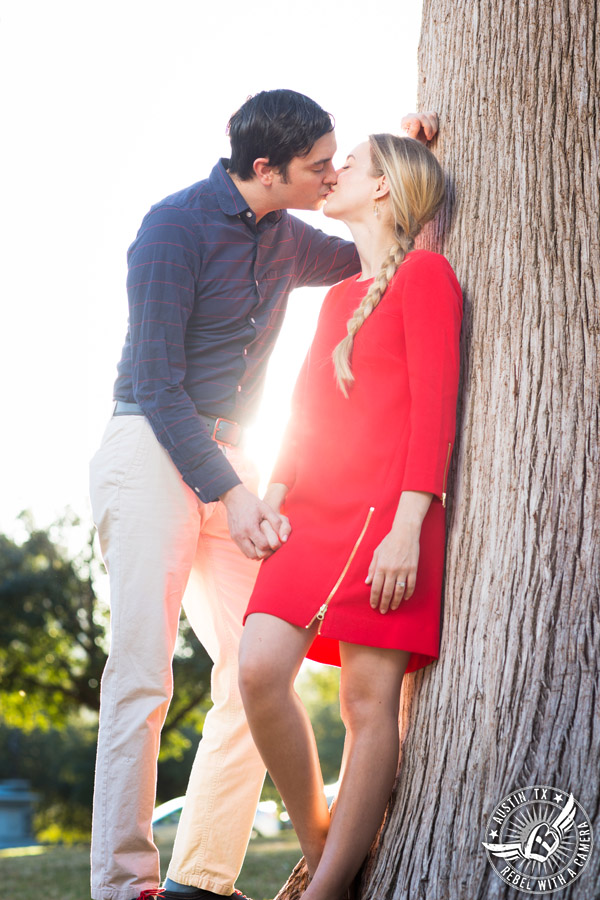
333, 230, 415, 397
331, 133, 444, 396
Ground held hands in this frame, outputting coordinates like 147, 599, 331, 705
220, 483, 291, 560
401, 112, 439, 144
259, 482, 291, 556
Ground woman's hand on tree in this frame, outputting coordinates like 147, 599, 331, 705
401, 112, 439, 143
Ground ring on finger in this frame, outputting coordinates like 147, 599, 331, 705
396, 580, 406, 589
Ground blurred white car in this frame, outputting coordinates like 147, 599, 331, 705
324, 781, 340, 806
152, 796, 281, 844
279, 781, 340, 826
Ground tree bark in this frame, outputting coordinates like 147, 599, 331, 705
275, 2, 598, 899
359, 1, 599, 898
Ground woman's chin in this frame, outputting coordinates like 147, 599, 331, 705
323, 201, 339, 220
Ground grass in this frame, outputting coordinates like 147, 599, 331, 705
235, 832, 302, 900
0, 831, 302, 900
0, 843, 92, 900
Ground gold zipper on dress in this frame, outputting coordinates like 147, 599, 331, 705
441, 442, 452, 508
305, 506, 375, 634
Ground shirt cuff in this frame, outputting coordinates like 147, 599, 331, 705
184, 464, 242, 504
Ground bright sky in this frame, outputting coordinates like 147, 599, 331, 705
0, 0, 423, 536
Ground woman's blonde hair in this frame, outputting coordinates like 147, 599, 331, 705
332, 134, 446, 396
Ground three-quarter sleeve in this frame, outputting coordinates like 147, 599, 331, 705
399, 253, 463, 502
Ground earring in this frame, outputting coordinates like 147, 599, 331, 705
373, 202, 379, 218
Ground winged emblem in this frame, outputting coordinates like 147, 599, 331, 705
483, 794, 577, 863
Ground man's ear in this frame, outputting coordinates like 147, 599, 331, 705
374, 174, 390, 200
253, 158, 275, 185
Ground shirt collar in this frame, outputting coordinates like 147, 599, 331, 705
209, 159, 282, 225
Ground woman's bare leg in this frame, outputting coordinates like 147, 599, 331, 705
239, 613, 331, 875
303, 643, 411, 900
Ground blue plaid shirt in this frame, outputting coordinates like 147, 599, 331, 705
114, 160, 359, 501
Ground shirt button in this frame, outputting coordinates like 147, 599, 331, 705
249, 316, 256, 324
243, 348, 248, 356
237, 385, 242, 392
246, 211, 252, 218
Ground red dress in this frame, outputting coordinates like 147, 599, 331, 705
245, 250, 463, 673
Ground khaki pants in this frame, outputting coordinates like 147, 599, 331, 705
89, 415, 266, 900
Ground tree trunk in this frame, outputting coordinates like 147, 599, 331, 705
276, 2, 599, 899
359, 1, 600, 898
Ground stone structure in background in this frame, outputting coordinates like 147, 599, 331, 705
0, 779, 39, 848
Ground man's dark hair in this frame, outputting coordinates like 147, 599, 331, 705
227, 89, 334, 182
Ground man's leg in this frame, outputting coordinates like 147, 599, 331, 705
90, 416, 203, 900
166, 446, 266, 896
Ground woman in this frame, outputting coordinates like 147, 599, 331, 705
238, 135, 462, 900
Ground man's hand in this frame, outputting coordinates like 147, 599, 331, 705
220, 483, 290, 560
259, 513, 291, 554
401, 112, 439, 144
258, 482, 291, 554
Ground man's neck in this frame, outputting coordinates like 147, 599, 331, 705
229, 172, 279, 224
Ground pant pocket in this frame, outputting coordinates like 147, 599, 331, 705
90, 416, 152, 494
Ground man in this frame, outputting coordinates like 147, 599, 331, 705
89, 89, 437, 900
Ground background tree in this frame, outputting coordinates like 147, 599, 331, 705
297, 667, 344, 788
278, 1, 599, 897
0, 514, 214, 837
0, 515, 347, 840
0, 514, 107, 725
0, 513, 212, 738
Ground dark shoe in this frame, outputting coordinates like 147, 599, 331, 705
160, 884, 210, 899
159, 889, 253, 900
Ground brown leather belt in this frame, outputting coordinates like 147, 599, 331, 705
113, 401, 243, 447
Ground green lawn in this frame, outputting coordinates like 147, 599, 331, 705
0, 832, 302, 900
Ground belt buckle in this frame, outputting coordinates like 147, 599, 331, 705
211, 416, 239, 448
